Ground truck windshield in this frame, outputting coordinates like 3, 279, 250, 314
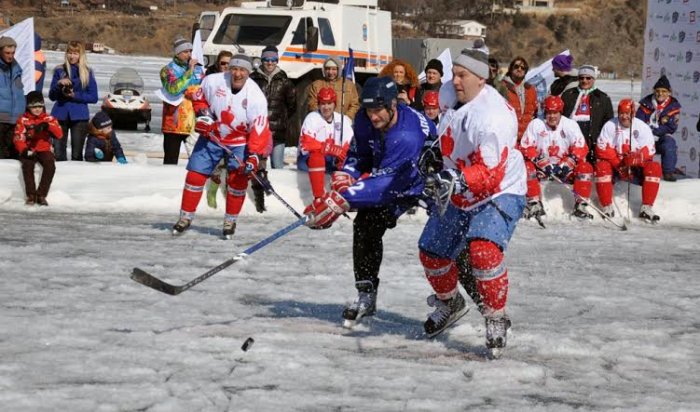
213, 14, 292, 46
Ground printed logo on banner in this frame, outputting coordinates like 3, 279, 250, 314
672, 12, 679, 23
649, 28, 655, 42
693, 71, 700, 83
697, 31, 700, 42
660, 67, 667, 77
691, 11, 696, 24
679, 31, 686, 43
682, 127, 688, 141
690, 147, 696, 162
654, 47, 660, 61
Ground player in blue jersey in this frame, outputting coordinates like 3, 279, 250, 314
303, 76, 437, 327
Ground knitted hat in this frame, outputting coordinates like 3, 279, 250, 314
653, 74, 671, 91
453, 39, 489, 79
552, 54, 573, 72
578, 64, 597, 79
0, 36, 17, 49
26, 91, 45, 108
323, 56, 340, 68
91, 111, 113, 129
424, 59, 443, 77
261, 45, 279, 60
172, 35, 193, 55
230, 54, 253, 72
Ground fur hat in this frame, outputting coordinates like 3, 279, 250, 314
323, 57, 341, 68
26, 91, 45, 108
653, 74, 671, 91
172, 35, 193, 55
230, 54, 253, 72
453, 39, 489, 79
0, 36, 17, 49
424, 59, 443, 77
261, 45, 279, 60
91, 111, 113, 129
552, 54, 573, 72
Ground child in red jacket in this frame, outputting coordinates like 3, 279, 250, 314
13, 91, 63, 206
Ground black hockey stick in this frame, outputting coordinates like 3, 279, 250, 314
131, 216, 308, 295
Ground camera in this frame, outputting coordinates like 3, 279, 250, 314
59, 82, 73, 96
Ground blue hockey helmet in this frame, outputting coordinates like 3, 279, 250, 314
360, 76, 398, 109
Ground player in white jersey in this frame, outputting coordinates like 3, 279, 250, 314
417, 42, 526, 356
297, 87, 353, 199
172, 54, 272, 238
595, 98, 662, 222
520, 95, 594, 220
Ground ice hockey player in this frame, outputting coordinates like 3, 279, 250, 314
172, 54, 272, 239
520, 95, 594, 220
297, 87, 353, 200
421, 90, 441, 126
595, 98, 662, 223
416, 42, 526, 357
302, 76, 437, 327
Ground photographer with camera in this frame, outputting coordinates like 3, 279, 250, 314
48, 41, 98, 161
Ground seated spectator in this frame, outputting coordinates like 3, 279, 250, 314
501, 56, 538, 142
414, 59, 443, 112
379, 59, 419, 107
549, 54, 578, 96
84, 111, 127, 164
13, 91, 63, 206
421, 90, 440, 125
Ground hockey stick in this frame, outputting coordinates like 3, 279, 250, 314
534, 164, 628, 231
131, 216, 308, 295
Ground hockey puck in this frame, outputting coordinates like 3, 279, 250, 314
241, 337, 254, 352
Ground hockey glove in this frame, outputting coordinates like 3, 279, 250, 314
194, 116, 216, 138
418, 142, 443, 176
244, 154, 261, 174
621, 152, 644, 168
557, 157, 576, 181
303, 191, 350, 229
117, 156, 128, 164
324, 141, 345, 158
535, 157, 553, 179
423, 168, 467, 203
331, 171, 355, 193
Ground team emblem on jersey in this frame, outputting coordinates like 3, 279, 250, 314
242, 98, 248, 109
335, 122, 341, 131
633, 130, 639, 139
539, 130, 547, 137
441, 126, 455, 158
215, 87, 226, 98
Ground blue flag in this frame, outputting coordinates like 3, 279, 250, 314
343, 48, 355, 83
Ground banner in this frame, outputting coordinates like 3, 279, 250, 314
0, 17, 35, 94
525, 50, 570, 119
643, 0, 700, 177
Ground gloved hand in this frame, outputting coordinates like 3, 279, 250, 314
244, 154, 260, 174
303, 191, 350, 229
117, 156, 128, 164
331, 171, 355, 193
21, 149, 35, 159
418, 142, 443, 176
621, 152, 644, 168
423, 168, 467, 202
557, 157, 575, 180
194, 116, 216, 138
324, 141, 344, 158
34, 122, 49, 134
94, 148, 104, 160
536, 157, 553, 178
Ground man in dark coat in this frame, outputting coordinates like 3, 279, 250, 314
562, 64, 613, 163
549, 54, 578, 96
413, 58, 443, 112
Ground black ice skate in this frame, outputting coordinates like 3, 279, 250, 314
424, 292, 468, 338
572, 201, 594, 220
524, 199, 546, 228
172, 217, 191, 236
638, 205, 660, 223
222, 220, 236, 240
342, 280, 378, 328
601, 205, 615, 218
485, 314, 512, 359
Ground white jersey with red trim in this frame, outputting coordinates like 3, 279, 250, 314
520, 116, 587, 162
597, 117, 656, 156
439, 85, 526, 211
197, 74, 271, 154
298, 110, 353, 155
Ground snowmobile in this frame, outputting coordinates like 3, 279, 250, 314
101, 67, 152, 131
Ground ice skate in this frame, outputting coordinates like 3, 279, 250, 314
424, 292, 468, 338
572, 201, 593, 220
342, 280, 377, 328
222, 219, 237, 240
638, 205, 660, 224
172, 217, 191, 236
601, 204, 615, 218
524, 200, 546, 228
485, 314, 511, 359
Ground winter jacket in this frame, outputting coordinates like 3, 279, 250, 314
160, 56, 204, 134
549, 74, 578, 96
307, 77, 360, 120
0, 59, 26, 124
636, 94, 681, 139
250, 67, 296, 144
501, 76, 538, 142
562, 87, 614, 151
13, 111, 63, 154
48, 64, 98, 122
412, 82, 441, 112
84, 123, 125, 162
34, 33, 46, 92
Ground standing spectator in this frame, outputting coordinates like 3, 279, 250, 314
34, 33, 46, 93
501, 56, 538, 142
596, 99, 662, 222
307, 57, 360, 121
562, 64, 614, 164
250, 45, 296, 169
204, 50, 232, 77
84, 111, 127, 164
379, 58, 419, 107
159, 35, 205, 165
13, 91, 62, 206
636, 75, 681, 182
0, 36, 25, 159
414, 58, 443, 112
48, 41, 98, 161
549, 54, 578, 96
486, 57, 508, 98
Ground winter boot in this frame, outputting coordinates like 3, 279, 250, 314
572, 201, 594, 219
663, 172, 677, 182
252, 186, 266, 213
601, 204, 615, 218
423, 292, 467, 338
172, 216, 192, 236
639, 205, 660, 223
36, 196, 49, 206
485, 313, 511, 358
25, 195, 36, 206
342, 280, 378, 327
222, 219, 237, 239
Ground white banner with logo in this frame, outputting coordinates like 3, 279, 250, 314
643, 0, 700, 177
0, 17, 35, 94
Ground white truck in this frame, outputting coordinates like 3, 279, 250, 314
198, 0, 393, 143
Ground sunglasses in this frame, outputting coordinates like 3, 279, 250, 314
513, 64, 527, 70
578, 76, 593, 81
262, 58, 279, 63
218, 61, 230, 66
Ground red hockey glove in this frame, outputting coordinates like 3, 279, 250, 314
303, 191, 350, 229
195, 116, 216, 138
535, 157, 553, 178
557, 157, 576, 181
324, 141, 344, 158
621, 152, 644, 168
244, 154, 260, 174
331, 171, 355, 193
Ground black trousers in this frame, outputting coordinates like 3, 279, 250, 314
54, 120, 88, 161
352, 207, 397, 290
163, 133, 188, 165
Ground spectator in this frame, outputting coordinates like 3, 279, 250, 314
307, 57, 360, 121
562, 64, 614, 163
501, 56, 538, 142
48, 40, 98, 161
13, 91, 62, 206
34, 33, 46, 93
379, 58, 419, 107
486, 57, 508, 97
549, 54, 578, 96
250, 45, 296, 169
0, 36, 25, 160
636, 75, 681, 182
421, 90, 440, 125
84, 111, 127, 164
414, 58, 443, 112
204, 50, 232, 77
159, 35, 205, 165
